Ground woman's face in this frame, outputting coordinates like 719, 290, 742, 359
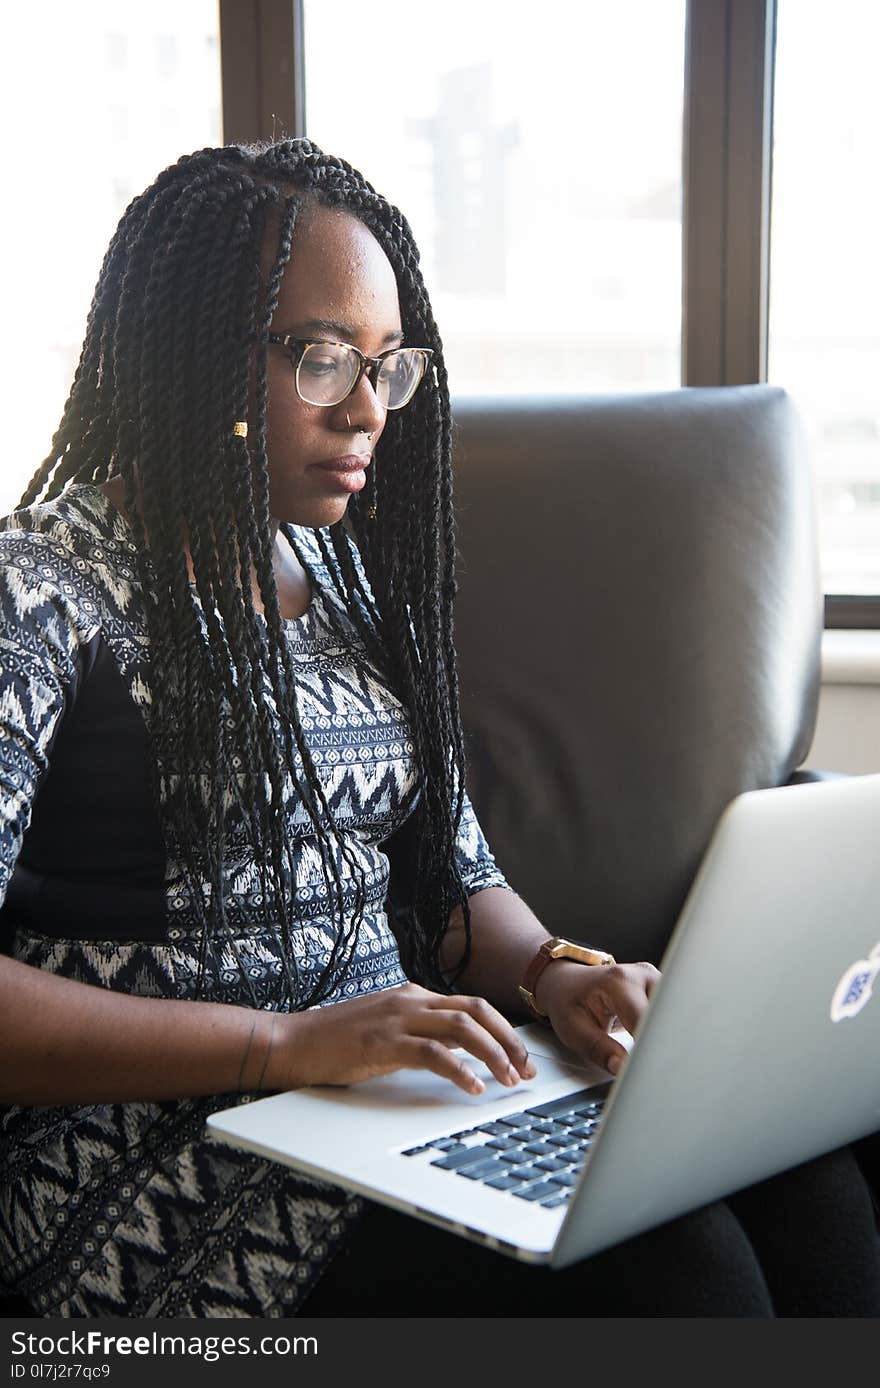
258, 204, 403, 529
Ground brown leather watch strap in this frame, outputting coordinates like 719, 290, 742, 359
518, 937, 616, 1020
520, 940, 559, 1007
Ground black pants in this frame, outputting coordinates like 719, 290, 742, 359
300, 1143, 880, 1317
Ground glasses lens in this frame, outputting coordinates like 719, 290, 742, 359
376, 349, 429, 410
296, 342, 361, 406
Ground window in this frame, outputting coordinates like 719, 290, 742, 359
304, 0, 686, 398
768, 0, 880, 597
7, 1, 879, 612
105, 32, 127, 70
0, 0, 221, 516
156, 34, 178, 80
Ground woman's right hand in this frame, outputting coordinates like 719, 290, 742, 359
268, 982, 537, 1095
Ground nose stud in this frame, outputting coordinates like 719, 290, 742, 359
345, 411, 374, 442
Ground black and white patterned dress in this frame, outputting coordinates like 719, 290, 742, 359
0, 484, 511, 1317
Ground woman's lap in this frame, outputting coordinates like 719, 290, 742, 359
726, 1143, 880, 1316
300, 1145, 880, 1318
300, 1195, 773, 1317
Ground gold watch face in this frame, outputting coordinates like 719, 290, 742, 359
550, 939, 616, 965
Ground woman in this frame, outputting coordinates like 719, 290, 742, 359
0, 140, 877, 1318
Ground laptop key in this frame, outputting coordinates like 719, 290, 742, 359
457, 1159, 505, 1180
534, 1120, 575, 1137
517, 1127, 557, 1143
536, 1157, 569, 1172
486, 1137, 519, 1151
485, 1175, 528, 1191
556, 1144, 589, 1160
508, 1166, 543, 1183
512, 1181, 564, 1202
540, 1196, 570, 1209
498, 1149, 529, 1164
431, 1138, 466, 1152
477, 1122, 512, 1136
523, 1142, 557, 1156
402, 1144, 431, 1157
430, 1145, 498, 1171
497, 1113, 530, 1129
524, 1086, 612, 1120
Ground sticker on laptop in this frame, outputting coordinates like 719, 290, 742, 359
830, 943, 880, 1023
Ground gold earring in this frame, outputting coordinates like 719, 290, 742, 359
368, 503, 377, 520
232, 421, 248, 438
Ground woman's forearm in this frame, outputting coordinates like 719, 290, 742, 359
0, 954, 282, 1106
439, 885, 551, 1021
1, 953, 546, 1108
2, 888, 554, 1106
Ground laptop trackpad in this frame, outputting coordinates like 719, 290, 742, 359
297, 1039, 616, 1115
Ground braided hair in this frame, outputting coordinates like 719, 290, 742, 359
18, 139, 473, 1008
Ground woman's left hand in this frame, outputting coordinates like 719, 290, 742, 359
534, 959, 661, 1076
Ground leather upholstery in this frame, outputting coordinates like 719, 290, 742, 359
450, 386, 822, 965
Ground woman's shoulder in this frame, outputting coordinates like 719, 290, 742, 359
0, 485, 132, 634
0, 483, 118, 563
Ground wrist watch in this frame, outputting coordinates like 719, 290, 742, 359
518, 937, 616, 1020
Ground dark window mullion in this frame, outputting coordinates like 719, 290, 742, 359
682, 0, 729, 385
682, 0, 774, 387
219, 0, 305, 144
723, 0, 775, 383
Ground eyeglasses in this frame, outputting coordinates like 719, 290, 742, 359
267, 334, 433, 410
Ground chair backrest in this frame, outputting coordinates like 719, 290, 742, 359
450, 385, 822, 965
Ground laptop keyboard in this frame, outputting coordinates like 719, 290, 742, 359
400, 1083, 611, 1211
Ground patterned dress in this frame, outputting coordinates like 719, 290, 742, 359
0, 484, 511, 1317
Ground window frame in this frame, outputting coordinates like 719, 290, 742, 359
218, 0, 305, 143
219, 0, 880, 626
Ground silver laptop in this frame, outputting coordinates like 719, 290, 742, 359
206, 773, 880, 1268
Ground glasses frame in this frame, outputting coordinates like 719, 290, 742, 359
266, 333, 434, 410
